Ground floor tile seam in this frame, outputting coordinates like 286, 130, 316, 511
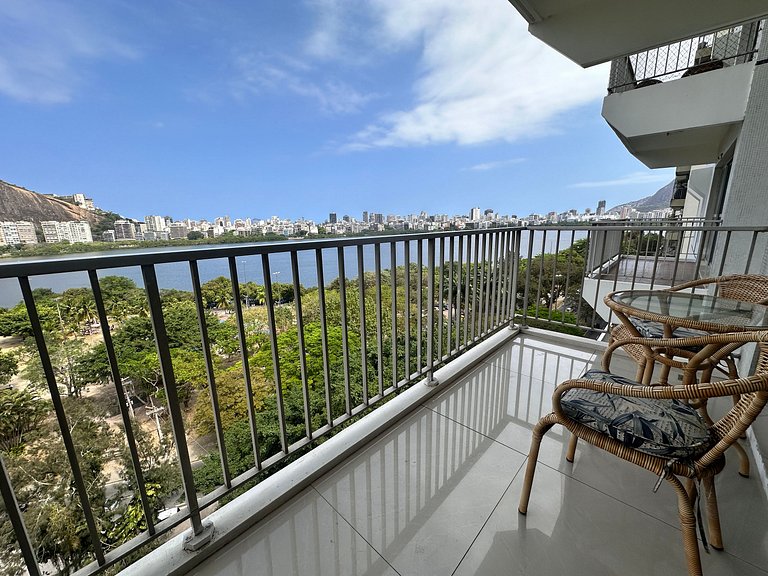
532, 457, 685, 533
422, 405, 533, 460
484, 354, 598, 381
309, 484, 405, 576
449, 461, 526, 576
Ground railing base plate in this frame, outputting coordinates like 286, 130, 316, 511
183, 521, 215, 552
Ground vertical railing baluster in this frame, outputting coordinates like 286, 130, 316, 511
228, 258, 263, 467
262, 255, 289, 453
1, 454, 41, 576
522, 229, 534, 326
547, 230, 560, 323
447, 236, 455, 357
471, 233, 480, 341
478, 232, 488, 337
574, 229, 590, 327
357, 245, 369, 405
427, 238, 436, 381
290, 252, 313, 440
535, 231, 546, 320
670, 226, 684, 287
404, 241, 411, 379
745, 230, 759, 273
591, 229, 609, 329
188, 263, 231, 489
493, 232, 509, 328
463, 234, 471, 347
630, 229, 643, 288
649, 227, 663, 290
483, 232, 494, 333
315, 249, 333, 427
336, 248, 352, 416
717, 231, 732, 277
19, 277, 107, 564
390, 242, 398, 388
90, 270, 160, 521
500, 230, 512, 323
417, 240, 423, 372
561, 230, 575, 328
437, 237, 445, 360
374, 244, 384, 397
455, 235, 464, 351
141, 266, 210, 545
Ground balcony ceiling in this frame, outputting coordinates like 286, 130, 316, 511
506, 0, 768, 67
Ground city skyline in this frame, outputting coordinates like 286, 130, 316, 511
0, 1, 674, 223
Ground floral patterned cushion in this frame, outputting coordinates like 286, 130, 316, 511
561, 369, 712, 459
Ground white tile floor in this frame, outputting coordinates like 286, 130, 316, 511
191, 333, 768, 576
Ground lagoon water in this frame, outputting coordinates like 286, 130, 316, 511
0, 232, 587, 308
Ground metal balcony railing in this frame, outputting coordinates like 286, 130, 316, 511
608, 18, 764, 93
2, 221, 767, 575
0, 228, 521, 575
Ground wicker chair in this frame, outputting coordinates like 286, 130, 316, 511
617, 274, 768, 384
518, 331, 768, 576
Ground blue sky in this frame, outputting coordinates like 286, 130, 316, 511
0, 0, 673, 222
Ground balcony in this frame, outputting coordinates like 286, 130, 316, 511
179, 333, 768, 576
505, 0, 768, 67
601, 19, 763, 168
1, 224, 767, 575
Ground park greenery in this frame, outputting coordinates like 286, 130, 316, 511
0, 238, 591, 575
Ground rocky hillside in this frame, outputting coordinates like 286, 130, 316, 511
0, 179, 107, 227
608, 180, 675, 214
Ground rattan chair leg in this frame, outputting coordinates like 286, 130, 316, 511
732, 441, 750, 477
703, 477, 723, 551
566, 434, 578, 463
669, 475, 704, 576
518, 417, 556, 515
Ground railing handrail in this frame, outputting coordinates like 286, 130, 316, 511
4, 223, 767, 279
0, 227, 524, 279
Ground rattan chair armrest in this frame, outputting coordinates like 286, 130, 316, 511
551, 373, 768, 421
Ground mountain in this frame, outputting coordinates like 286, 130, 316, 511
0, 179, 113, 230
608, 180, 675, 214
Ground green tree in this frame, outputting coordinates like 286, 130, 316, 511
0, 348, 18, 386
0, 388, 46, 453
5, 398, 118, 575
201, 276, 233, 309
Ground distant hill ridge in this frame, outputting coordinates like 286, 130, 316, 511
608, 180, 675, 214
0, 179, 109, 228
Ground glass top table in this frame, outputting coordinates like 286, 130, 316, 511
608, 289, 768, 333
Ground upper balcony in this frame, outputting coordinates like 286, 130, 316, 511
601, 19, 764, 168
505, 1, 768, 67
1, 223, 767, 576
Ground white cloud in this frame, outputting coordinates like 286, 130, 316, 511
232, 52, 376, 115
305, 0, 609, 150
465, 158, 526, 171
568, 171, 674, 189
0, 1, 137, 104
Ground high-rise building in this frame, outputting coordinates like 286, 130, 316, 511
114, 220, 136, 240
145, 215, 166, 232
469, 207, 481, 221
362, 211, 368, 223
329, 212, 338, 224
1, 221, 38, 245
596, 200, 606, 216
169, 222, 189, 239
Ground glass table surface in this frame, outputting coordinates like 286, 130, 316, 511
609, 290, 768, 330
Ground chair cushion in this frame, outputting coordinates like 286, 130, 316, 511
629, 318, 707, 340
561, 369, 712, 459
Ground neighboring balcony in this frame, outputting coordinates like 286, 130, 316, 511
601, 19, 763, 168
1, 223, 767, 576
